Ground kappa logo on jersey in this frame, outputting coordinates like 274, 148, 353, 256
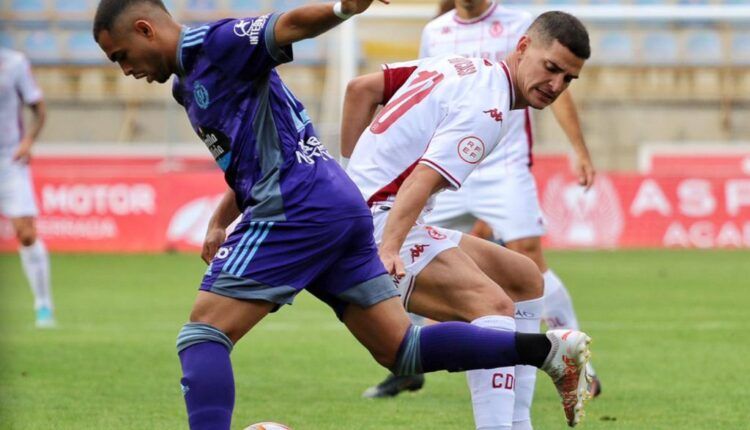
193, 81, 210, 109
457, 136, 485, 164
490, 21, 504, 38
483, 108, 503, 122
233, 15, 268, 45
296, 135, 332, 165
410, 244, 430, 262
425, 226, 447, 240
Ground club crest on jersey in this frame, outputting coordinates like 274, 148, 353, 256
194, 81, 210, 109
490, 21, 504, 38
483, 108, 503, 122
457, 136, 485, 164
425, 226, 447, 240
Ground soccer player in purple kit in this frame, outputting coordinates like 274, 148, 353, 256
93, 1, 593, 428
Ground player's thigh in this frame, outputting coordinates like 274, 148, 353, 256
409, 246, 515, 322
189, 291, 276, 344
504, 235, 548, 272
458, 233, 543, 301
343, 296, 412, 368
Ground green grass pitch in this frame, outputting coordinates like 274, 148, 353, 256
1, 250, 749, 429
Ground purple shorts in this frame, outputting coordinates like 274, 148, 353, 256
200, 215, 399, 318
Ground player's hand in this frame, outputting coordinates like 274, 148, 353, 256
201, 227, 226, 264
378, 247, 405, 280
339, 0, 390, 17
13, 138, 33, 164
575, 155, 595, 191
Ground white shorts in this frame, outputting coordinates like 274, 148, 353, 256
0, 158, 39, 218
371, 203, 463, 307
425, 166, 545, 243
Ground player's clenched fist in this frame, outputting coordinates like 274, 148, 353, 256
201, 227, 227, 264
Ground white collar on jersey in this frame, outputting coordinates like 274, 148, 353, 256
452, 1, 498, 25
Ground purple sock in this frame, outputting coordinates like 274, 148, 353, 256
179, 342, 235, 430
417, 322, 520, 373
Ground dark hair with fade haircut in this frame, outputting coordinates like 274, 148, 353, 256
93, 0, 169, 41
528, 11, 591, 60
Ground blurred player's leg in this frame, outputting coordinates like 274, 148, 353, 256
177, 292, 275, 430
511, 297, 543, 430
13, 217, 55, 328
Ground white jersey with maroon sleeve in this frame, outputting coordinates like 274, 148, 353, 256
420, 4, 534, 169
0, 48, 43, 160
346, 54, 515, 208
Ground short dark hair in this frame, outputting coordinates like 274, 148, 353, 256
528, 11, 591, 60
93, 0, 169, 41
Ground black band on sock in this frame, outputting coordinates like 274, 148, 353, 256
515, 333, 551, 368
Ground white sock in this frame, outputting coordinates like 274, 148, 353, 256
467, 315, 516, 430
513, 298, 543, 430
542, 270, 579, 330
19, 240, 53, 310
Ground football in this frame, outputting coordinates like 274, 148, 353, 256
244, 422, 292, 430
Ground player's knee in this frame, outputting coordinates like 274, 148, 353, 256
16, 228, 36, 246
176, 322, 234, 354
390, 325, 423, 376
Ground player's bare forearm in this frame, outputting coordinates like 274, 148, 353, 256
274, 0, 386, 47
208, 189, 241, 230
341, 72, 385, 158
380, 165, 448, 254
550, 90, 595, 188
24, 100, 46, 143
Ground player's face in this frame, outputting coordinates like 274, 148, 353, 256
516, 38, 585, 109
97, 22, 172, 84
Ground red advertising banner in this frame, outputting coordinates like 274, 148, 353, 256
1, 155, 749, 251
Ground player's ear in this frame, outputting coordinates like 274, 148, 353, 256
133, 19, 155, 40
516, 35, 531, 55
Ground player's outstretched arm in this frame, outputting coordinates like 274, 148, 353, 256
379, 165, 449, 277
550, 90, 595, 190
340, 72, 385, 159
14, 100, 46, 164
201, 189, 241, 264
274, 0, 389, 47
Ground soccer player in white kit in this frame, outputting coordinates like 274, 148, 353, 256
421, 0, 602, 405
0, 47, 55, 328
342, 12, 593, 428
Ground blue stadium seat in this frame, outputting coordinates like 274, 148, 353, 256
0, 32, 15, 49
10, 0, 47, 13
66, 30, 104, 64
54, 0, 93, 13
185, 0, 221, 12
677, 0, 710, 4
596, 31, 634, 65
731, 32, 750, 65
589, 0, 624, 4
22, 30, 61, 63
641, 31, 678, 65
632, 0, 664, 5
684, 30, 722, 65
274, 0, 306, 11
230, 0, 265, 14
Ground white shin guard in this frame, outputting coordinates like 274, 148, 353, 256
513, 297, 543, 429
467, 315, 516, 430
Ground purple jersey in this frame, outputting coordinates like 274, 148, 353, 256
172, 13, 370, 222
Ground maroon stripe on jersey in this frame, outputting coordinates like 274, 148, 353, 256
383, 65, 418, 104
453, 2, 498, 25
500, 62, 514, 110
524, 107, 534, 167
419, 158, 461, 189
367, 160, 419, 206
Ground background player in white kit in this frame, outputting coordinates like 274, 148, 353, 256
342, 11, 593, 428
361, 0, 601, 410
0, 47, 55, 328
